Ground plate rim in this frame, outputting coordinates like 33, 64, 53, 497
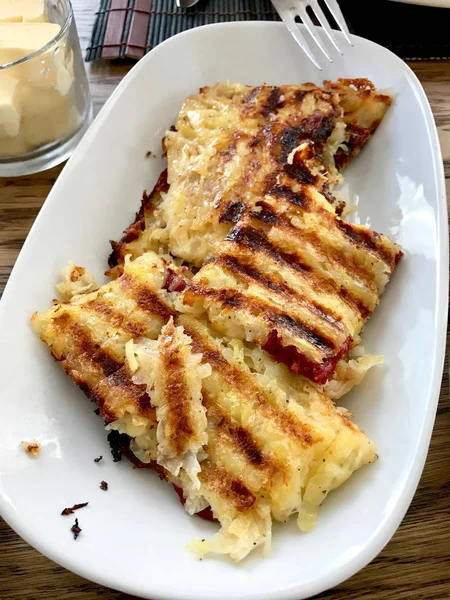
389, 0, 450, 8
0, 21, 448, 600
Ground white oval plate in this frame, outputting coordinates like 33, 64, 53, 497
0, 22, 447, 600
389, 0, 450, 7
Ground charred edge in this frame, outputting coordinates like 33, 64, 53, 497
108, 169, 168, 268
120, 273, 175, 320
215, 254, 343, 330
278, 110, 337, 163
53, 313, 122, 376
263, 330, 353, 384
261, 87, 283, 117
66, 369, 97, 402
226, 223, 371, 320
107, 429, 125, 462
336, 220, 396, 268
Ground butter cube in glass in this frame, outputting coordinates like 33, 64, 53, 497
0, 0, 92, 175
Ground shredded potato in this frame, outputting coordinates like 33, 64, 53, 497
56, 262, 98, 301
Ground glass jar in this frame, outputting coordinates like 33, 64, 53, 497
0, 0, 93, 176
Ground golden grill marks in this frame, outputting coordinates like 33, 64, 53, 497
179, 316, 319, 449
177, 315, 376, 530
124, 317, 211, 487
31, 252, 181, 411
182, 192, 401, 384
107, 80, 391, 270
33, 251, 377, 561
94, 366, 156, 424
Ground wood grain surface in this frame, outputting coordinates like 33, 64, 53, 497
0, 2, 449, 599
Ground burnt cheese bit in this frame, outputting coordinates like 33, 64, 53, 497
107, 429, 123, 462
94, 455, 103, 463
94, 408, 100, 415
100, 480, 108, 491
71, 518, 82, 540
61, 502, 89, 516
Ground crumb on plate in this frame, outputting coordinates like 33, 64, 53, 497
71, 518, 81, 540
61, 502, 89, 516
21, 440, 41, 458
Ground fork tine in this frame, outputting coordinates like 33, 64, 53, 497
322, 0, 353, 45
309, 0, 343, 55
272, 2, 323, 70
296, 3, 332, 62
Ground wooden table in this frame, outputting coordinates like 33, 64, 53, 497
0, 2, 449, 598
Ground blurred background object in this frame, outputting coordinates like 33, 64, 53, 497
86, 0, 450, 62
0, 0, 92, 176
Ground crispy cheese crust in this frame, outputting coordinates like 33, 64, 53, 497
32, 251, 376, 561
32, 79, 396, 562
181, 187, 401, 383
108, 80, 392, 272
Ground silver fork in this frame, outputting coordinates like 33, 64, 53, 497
271, 0, 352, 70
